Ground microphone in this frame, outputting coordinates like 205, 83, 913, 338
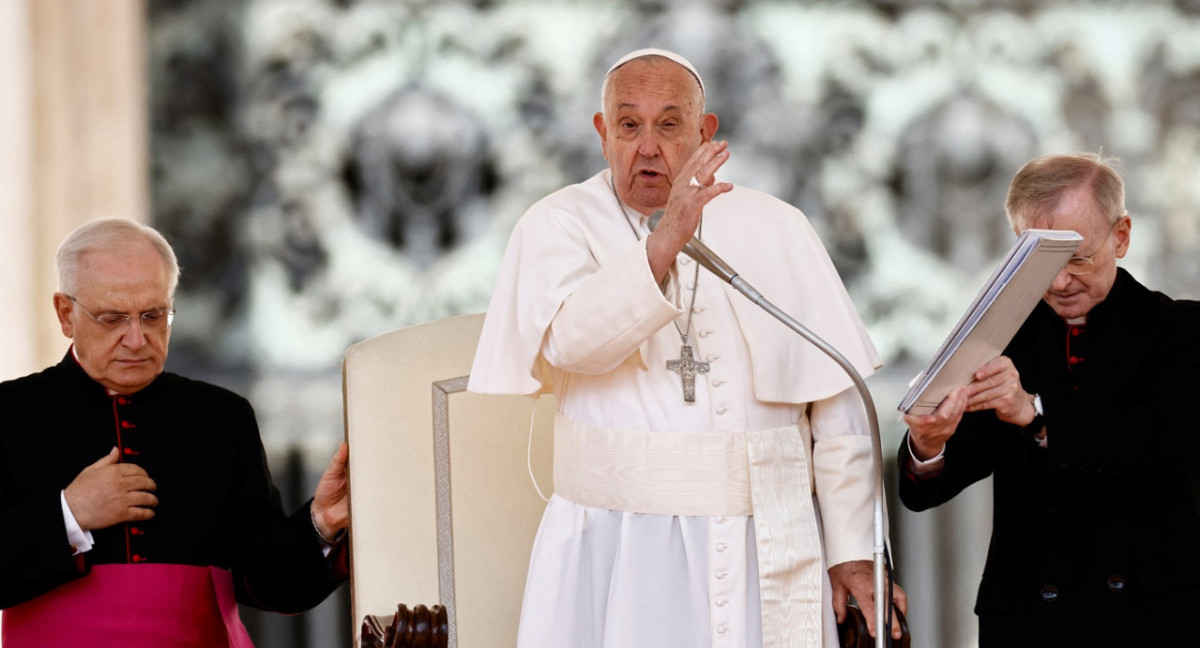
647, 210, 737, 283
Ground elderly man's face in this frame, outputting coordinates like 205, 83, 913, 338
54, 239, 174, 394
593, 59, 715, 215
1025, 186, 1130, 321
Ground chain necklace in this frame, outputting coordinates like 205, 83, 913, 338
610, 177, 710, 402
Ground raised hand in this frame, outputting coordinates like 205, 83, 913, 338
646, 139, 734, 282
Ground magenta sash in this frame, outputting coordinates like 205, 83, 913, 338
2, 563, 254, 648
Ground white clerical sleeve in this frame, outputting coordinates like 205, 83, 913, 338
544, 238, 682, 375
470, 181, 684, 395
809, 386, 878, 567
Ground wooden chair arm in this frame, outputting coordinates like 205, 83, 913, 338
361, 603, 448, 648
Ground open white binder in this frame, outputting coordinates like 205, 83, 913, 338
899, 229, 1083, 415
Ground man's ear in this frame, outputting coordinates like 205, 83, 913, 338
1113, 214, 1132, 259
593, 112, 609, 160
701, 112, 719, 142
53, 293, 75, 338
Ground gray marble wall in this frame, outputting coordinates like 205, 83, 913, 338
148, 1, 1200, 646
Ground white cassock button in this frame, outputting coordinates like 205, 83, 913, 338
716, 405, 727, 415
706, 354, 720, 362
715, 598, 729, 607
699, 329, 711, 338
715, 543, 727, 552
715, 516, 726, 524
715, 570, 728, 580
717, 624, 729, 634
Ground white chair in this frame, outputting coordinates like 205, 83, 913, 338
342, 312, 555, 647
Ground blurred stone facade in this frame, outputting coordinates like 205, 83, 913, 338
150, 0, 1200, 371
147, 1, 1200, 646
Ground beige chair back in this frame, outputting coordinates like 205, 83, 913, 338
343, 312, 555, 647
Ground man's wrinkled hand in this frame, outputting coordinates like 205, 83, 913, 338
829, 559, 908, 641
64, 447, 158, 531
965, 356, 1033, 425
903, 385, 969, 460
311, 442, 350, 540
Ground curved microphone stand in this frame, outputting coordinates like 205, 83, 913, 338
651, 212, 894, 648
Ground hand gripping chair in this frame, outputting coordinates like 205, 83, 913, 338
342, 313, 555, 648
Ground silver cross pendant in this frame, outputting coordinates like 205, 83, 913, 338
666, 344, 710, 402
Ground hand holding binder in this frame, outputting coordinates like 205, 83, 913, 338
899, 229, 1083, 415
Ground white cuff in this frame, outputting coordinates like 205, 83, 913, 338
60, 490, 95, 555
906, 434, 945, 476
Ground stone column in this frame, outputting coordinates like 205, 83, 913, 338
0, 0, 148, 378
0, 0, 37, 383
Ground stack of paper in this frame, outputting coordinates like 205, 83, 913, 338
898, 229, 1083, 415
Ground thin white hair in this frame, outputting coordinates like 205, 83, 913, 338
56, 218, 181, 298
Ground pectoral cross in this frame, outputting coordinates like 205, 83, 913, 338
666, 344, 710, 402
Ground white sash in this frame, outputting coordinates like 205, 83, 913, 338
552, 412, 825, 648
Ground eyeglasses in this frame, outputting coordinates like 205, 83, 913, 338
1065, 253, 1103, 276
1064, 218, 1120, 276
68, 295, 175, 332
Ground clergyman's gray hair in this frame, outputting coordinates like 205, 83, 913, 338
56, 218, 181, 298
1005, 152, 1127, 230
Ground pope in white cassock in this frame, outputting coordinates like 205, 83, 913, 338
468, 48, 907, 648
